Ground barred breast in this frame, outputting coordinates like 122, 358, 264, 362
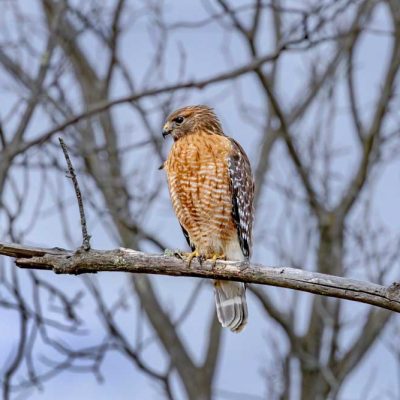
164, 132, 237, 256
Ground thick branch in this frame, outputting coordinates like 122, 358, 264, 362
1, 241, 399, 313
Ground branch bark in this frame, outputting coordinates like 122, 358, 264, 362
1, 241, 400, 314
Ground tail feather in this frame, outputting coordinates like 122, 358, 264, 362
214, 281, 248, 333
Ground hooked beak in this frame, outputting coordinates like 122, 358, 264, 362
162, 123, 172, 139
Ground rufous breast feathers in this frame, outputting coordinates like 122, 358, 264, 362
165, 132, 237, 256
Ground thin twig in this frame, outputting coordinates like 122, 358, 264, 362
58, 138, 91, 251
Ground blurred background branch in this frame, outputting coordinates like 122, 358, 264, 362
0, 1, 399, 399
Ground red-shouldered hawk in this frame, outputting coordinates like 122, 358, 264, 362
162, 105, 254, 333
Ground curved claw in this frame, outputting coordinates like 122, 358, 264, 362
187, 251, 199, 268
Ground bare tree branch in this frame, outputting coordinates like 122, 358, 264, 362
0, 241, 399, 314
336, 7, 400, 219
18, 27, 367, 154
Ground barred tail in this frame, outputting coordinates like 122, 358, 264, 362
214, 280, 248, 333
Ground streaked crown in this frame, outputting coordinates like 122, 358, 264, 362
162, 105, 224, 141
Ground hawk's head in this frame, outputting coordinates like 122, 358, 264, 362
162, 105, 223, 141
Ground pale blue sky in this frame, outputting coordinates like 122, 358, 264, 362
1, 1, 399, 399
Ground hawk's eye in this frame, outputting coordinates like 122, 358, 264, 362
174, 116, 184, 124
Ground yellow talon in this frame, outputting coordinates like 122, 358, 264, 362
178, 250, 201, 268
210, 253, 226, 269
178, 251, 225, 268
187, 250, 199, 264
